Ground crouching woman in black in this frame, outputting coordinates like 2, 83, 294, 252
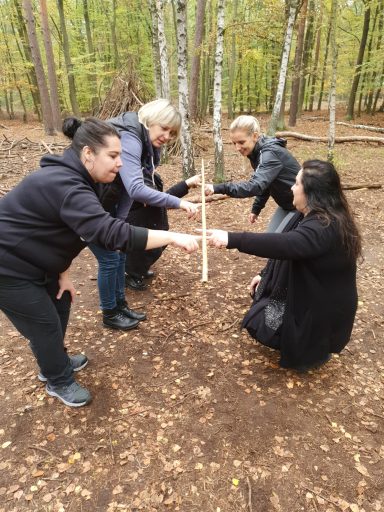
0, 118, 199, 407
207, 160, 361, 372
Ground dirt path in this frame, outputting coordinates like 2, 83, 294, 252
0, 114, 383, 511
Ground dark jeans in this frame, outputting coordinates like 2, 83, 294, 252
88, 244, 126, 310
0, 275, 73, 386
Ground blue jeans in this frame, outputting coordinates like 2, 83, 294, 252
89, 245, 126, 310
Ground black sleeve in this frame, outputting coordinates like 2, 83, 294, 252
166, 181, 189, 198
227, 218, 335, 260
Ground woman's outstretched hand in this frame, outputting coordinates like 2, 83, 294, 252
204, 184, 215, 196
186, 174, 201, 188
180, 200, 200, 219
169, 232, 201, 253
206, 229, 229, 248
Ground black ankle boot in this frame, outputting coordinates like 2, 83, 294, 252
117, 300, 146, 322
102, 307, 139, 330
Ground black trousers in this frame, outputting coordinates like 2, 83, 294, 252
125, 203, 168, 278
0, 275, 73, 386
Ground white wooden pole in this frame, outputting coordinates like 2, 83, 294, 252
201, 159, 208, 282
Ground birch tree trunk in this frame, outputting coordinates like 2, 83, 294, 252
57, 0, 80, 116
174, 0, 195, 177
308, 2, 323, 112
268, 0, 297, 135
327, 0, 338, 163
213, 0, 225, 182
148, 0, 162, 97
156, 0, 170, 99
189, 0, 206, 120
22, 0, 55, 134
39, 0, 61, 131
83, 0, 99, 112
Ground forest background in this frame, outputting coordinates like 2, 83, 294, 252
0, 0, 383, 161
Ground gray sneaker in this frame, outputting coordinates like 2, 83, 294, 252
46, 381, 91, 407
38, 354, 88, 382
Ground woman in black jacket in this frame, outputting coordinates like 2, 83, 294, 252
0, 118, 199, 407
207, 160, 361, 371
205, 115, 300, 232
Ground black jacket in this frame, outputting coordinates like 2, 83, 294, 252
228, 212, 357, 368
0, 148, 148, 280
214, 136, 300, 215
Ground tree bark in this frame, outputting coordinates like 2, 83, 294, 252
189, 0, 206, 120
213, 0, 225, 182
289, 0, 308, 126
275, 131, 384, 144
308, 2, 323, 112
22, 0, 55, 134
83, 0, 99, 112
57, 0, 80, 116
39, 0, 61, 130
346, 2, 371, 120
298, 0, 315, 114
148, 0, 162, 97
156, 0, 170, 99
268, 0, 298, 135
174, 0, 195, 177
227, 0, 239, 119
327, 0, 338, 163
317, 22, 331, 111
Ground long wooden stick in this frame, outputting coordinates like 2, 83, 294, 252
201, 159, 208, 282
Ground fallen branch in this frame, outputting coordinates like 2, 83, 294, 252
342, 183, 382, 190
276, 131, 384, 144
336, 121, 384, 133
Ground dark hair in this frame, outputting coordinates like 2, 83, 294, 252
301, 159, 362, 261
62, 117, 120, 156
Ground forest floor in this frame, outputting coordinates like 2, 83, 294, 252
0, 112, 383, 512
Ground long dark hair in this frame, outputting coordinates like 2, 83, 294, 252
302, 159, 362, 261
62, 117, 120, 156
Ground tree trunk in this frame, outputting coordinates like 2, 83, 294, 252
22, 0, 55, 134
13, 0, 41, 119
83, 0, 99, 112
289, 0, 308, 126
327, 0, 338, 163
39, 0, 61, 130
156, 0, 170, 99
57, 0, 80, 116
189, 0, 206, 120
148, 0, 162, 97
317, 22, 330, 111
174, 0, 195, 177
346, 3, 371, 120
357, 3, 378, 117
269, 0, 298, 135
308, 2, 323, 112
298, 0, 315, 114
213, 0, 225, 182
227, 0, 239, 119
366, 0, 383, 114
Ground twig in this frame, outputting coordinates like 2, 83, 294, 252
220, 318, 240, 332
301, 485, 338, 507
367, 411, 384, 420
153, 293, 190, 302
108, 428, 115, 464
246, 476, 253, 512
29, 445, 60, 460
40, 140, 54, 154
168, 390, 196, 409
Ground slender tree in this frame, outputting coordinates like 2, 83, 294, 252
213, 0, 225, 182
22, 0, 55, 134
39, 0, 61, 130
156, 0, 170, 99
57, 0, 80, 116
148, 0, 162, 97
189, 0, 206, 120
268, 0, 298, 135
227, 0, 239, 119
289, 0, 308, 126
174, 0, 195, 177
308, 1, 323, 112
346, 1, 371, 120
83, 0, 99, 111
317, 22, 331, 110
327, 0, 338, 163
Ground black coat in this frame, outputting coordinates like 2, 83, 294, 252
227, 212, 358, 368
0, 148, 148, 280
214, 136, 300, 215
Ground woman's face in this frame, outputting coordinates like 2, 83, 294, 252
148, 124, 177, 147
84, 135, 122, 183
291, 170, 308, 214
230, 129, 259, 156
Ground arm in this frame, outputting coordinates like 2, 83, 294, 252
119, 132, 180, 209
212, 150, 283, 198
166, 174, 201, 199
251, 190, 270, 216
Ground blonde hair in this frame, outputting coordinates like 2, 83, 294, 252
138, 99, 182, 137
230, 115, 261, 136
